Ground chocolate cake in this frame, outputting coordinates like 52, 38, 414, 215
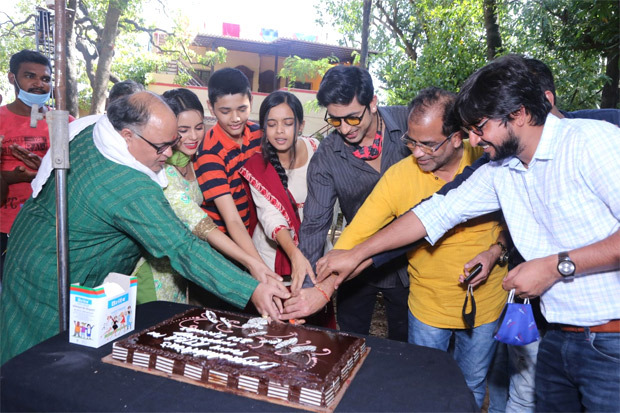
111, 307, 366, 409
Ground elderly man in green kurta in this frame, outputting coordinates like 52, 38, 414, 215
0, 91, 290, 364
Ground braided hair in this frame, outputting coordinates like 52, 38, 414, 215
259, 91, 304, 208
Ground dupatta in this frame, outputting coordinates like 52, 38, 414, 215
239, 153, 301, 276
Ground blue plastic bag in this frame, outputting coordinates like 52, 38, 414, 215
493, 289, 540, 346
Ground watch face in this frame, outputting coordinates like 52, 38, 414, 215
558, 261, 575, 276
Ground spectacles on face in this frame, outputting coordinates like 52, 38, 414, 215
461, 118, 490, 136
400, 130, 458, 154
324, 106, 368, 127
132, 130, 181, 155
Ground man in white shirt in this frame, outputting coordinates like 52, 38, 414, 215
314, 54, 620, 412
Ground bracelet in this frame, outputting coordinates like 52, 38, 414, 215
192, 217, 218, 241
314, 285, 330, 302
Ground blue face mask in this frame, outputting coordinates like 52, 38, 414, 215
14, 76, 51, 108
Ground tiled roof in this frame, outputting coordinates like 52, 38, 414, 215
193, 34, 371, 63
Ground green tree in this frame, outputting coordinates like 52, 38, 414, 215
0, 3, 38, 100
278, 55, 338, 88
0, 1, 227, 116
500, 0, 619, 109
317, 0, 618, 109
317, 0, 487, 105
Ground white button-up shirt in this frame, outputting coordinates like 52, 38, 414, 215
413, 114, 620, 326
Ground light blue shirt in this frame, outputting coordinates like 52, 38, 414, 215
413, 114, 620, 326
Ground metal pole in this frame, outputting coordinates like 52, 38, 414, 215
53, 0, 70, 333
273, 48, 279, 91
54, 0, 66, 110
360, 0, 372, 68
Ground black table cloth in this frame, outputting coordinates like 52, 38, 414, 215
1, 301, 478, 412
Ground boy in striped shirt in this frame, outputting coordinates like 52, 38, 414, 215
194, 68, 265, 267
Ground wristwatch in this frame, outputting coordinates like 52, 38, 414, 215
557, 251, 576, 277
494, 241, 509, 266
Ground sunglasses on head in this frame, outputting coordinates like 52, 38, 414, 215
324, 106, 368, 127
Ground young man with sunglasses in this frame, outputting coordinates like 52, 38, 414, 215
314, 54, 620, 412
295, 65, 411, 341
1, 91, 289, 364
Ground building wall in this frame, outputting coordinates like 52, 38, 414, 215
188, 44, 323, 92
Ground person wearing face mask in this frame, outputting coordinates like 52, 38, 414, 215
132, 88, 283, 305
0, 50, 74, 279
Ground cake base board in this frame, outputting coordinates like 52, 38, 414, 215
102, 347, 370, 413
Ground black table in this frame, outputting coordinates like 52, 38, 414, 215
1, 302, 477, 412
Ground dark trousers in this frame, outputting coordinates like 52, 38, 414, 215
336, 274, 408, 342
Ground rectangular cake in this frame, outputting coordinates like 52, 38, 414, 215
111, 307, 367, 409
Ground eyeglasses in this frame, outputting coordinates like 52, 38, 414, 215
324, 106, 368, 127
461, 118, 490, 136
133, 130, 181, 155
400, 130, 458, 154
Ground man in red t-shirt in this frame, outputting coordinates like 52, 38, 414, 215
0, 50, 73, 274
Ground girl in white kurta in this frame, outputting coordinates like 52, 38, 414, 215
240, 91, 320, 293
240, 91, 335, 328
249, 136, 319, 275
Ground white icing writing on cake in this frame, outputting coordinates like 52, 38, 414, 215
160, 340, 280, 370
158, 313, 334, 370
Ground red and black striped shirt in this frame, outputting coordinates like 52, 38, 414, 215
194, 121, 262, 232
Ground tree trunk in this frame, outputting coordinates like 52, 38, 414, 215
601, 51, 619, 108
360, 0, 372, 68
65, 0, 79, 117
483, 0, 502, 61
89, 0, 128, 114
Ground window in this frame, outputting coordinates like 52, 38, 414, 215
293, 81, 311, 90
195, 69, 211, 84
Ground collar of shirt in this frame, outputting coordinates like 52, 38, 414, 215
505, 112, 560, 171
330, 106, 405, 154
212, 121, 255, 151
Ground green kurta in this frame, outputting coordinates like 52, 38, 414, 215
1, 125, 258, 364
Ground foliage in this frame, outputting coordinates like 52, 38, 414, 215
277, 55, 340, 120
317, 0, 488, 105
153, 12, 228, 78
499, 0, 619, 110
278, 55, 339, 88
112, 36, 169, 86
316, 0, 619, 109
0, 0, 227, 113
0, 1, 38, 98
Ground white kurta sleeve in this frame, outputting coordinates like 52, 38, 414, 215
250, 184, 292, 241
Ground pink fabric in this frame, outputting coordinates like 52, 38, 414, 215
222, 23, 240, 37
